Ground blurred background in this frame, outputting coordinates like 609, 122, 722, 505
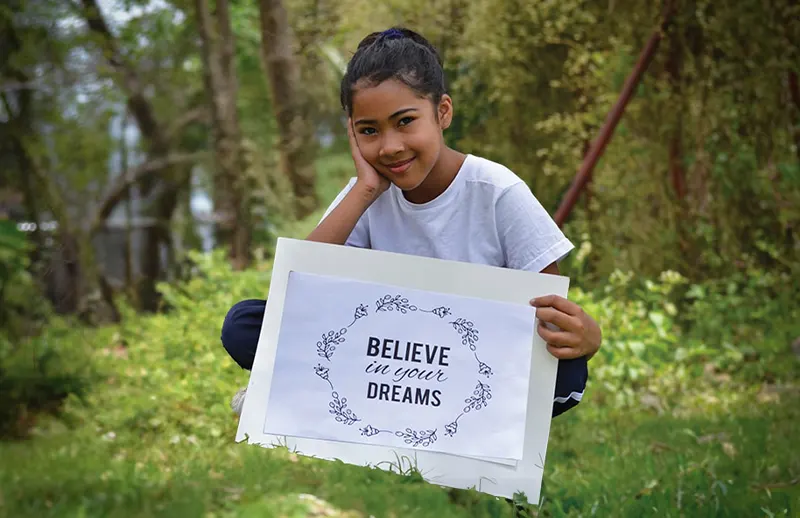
1, 0, 798, 516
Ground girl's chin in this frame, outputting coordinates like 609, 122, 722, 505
390, 176, 426, 192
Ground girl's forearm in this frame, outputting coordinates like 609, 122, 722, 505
306, 182, 379, 245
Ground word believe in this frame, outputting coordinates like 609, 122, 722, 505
366, 337, 451, 366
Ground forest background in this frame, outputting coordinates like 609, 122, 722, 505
1, 0, 798, 516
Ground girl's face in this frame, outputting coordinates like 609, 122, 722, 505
351, 78, 453, 193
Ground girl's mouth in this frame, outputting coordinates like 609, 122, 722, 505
385, 157, 415, 174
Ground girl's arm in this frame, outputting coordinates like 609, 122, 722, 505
307, 119, 389, 245
306, 183, 380, 245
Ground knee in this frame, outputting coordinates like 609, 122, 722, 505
221, 299, 266, 369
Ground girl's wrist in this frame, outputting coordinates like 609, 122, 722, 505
352, 180, 384, 204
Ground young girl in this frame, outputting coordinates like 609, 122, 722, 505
221, 27, 601, 418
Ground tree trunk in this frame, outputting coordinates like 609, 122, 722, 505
121, 109, 135, 300
195, 0, 252, 270
80, 0, 180, 311
258, 0, 318, 219
666, 22, 687, 201
789, 71, 800, 164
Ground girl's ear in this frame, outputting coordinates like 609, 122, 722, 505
437, 94, 453, 130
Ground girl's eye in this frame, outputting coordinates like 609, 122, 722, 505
398, 117, 414, 126
359, 127, 377, 136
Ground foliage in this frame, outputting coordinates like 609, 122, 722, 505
0, 220, 51, 338
0, 319, 96, 439
1, 236, 798, 513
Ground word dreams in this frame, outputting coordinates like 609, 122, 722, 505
365, 336, 451, 408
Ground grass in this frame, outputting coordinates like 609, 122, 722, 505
1, 153, 798, 516
1, 371, 797, 517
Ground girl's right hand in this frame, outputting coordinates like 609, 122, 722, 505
348, 119, 390, 198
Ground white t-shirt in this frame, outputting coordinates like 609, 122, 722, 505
321, 154, 574, 273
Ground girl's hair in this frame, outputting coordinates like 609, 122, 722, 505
340, 27, 446, 115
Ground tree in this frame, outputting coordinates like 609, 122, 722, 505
195, 0, 252, 269
258, 0, 318, 219
78, 0, 207, 311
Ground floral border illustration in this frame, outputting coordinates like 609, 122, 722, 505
313, 294, 494, 449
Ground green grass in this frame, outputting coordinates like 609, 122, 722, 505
1, 154, 798, 516
1, 370, 797, 517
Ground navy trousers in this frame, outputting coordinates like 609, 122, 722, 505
221, 299, 587, 418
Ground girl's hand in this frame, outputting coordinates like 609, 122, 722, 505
348, 119, 390, 198
531, 295, 602, 360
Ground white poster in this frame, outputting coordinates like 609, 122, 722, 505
236, 238, 570, 503
264, 271, 535, 461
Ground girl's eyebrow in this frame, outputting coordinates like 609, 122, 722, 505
354, 108, 418, 125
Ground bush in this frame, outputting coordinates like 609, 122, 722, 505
0, 322, 96, 438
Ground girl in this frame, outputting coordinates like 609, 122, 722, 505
222, 27, 601, 418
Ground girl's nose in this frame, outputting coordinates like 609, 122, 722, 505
379, 132, 405, 158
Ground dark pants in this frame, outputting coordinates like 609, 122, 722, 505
221, 299, 587, 418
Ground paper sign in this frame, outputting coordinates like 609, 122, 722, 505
264, 271, 536, 461
236, 238, 570, 504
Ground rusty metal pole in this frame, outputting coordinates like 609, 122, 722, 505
554, 9, 674, 227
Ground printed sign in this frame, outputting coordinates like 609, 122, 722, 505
263, 271, 535, 461
236, 238, 570, 503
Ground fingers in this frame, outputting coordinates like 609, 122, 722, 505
347, 118, 359, 155
546, 343, 584, 360
534, 306, 581, 333
530, 294, 582, 316
537, 320, 580, 348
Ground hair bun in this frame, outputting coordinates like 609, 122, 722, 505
380, 28, 405, 41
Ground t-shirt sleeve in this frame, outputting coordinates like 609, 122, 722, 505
318, 177, 370, 248
495, 181, 574, 272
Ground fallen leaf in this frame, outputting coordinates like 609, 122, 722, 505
722, 442, 737, 458
634, 479, 659, 499
649, 441, 673, 453
696, 432, 728, 444
750, 478, 799, 490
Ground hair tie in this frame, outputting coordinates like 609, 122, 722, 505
380, 28, 404, 41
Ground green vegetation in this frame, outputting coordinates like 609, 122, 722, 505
2, 158, 798, 515
3, 0, 799, 515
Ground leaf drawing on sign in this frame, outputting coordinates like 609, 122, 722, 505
349, 303, 369, 327
464, 381, 492, 412
395, 427, 437, 447
329, 391, 360, 425
314, 364, 333, 390
317, 327, 347, 361
450, 318, 479, 350
376, 294, 418, 314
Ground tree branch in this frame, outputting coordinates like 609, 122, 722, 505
166, 106, 209, 142
79, 0, 167, 149
90, 152, 206, 236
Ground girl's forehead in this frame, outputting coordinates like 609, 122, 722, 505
352, 79, 429, 120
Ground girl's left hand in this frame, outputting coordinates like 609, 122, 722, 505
530, 295, 602, 360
